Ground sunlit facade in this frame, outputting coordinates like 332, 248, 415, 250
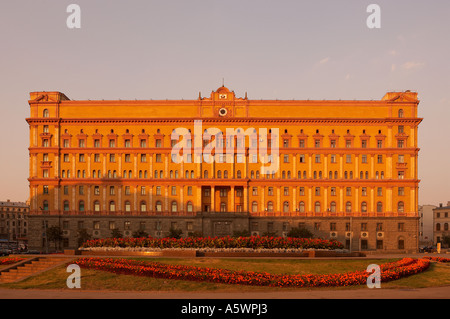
26, 87, 421, 252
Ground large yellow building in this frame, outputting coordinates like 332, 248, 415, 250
26, 86, 421, 252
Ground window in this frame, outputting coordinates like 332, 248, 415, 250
267, 201, 273, 212
361, 201, 367, 213
79, 200, 85, 212
252, 187, 258, 196
346, 201, 352, 213
397, 201, 404, 213
124, 201, 131, 212
94, 201, 100, 212
155, 201, 162, 212
315, 155, 321, 163
283, 201, 289, 213
186, 201, 193, 213
377, 201, 383, 213
109, 201, 116, 212
397, 140, 404, 148
171, 201, 178, 213
346, 155, 351, 163
63, 200, 69, 212
315, 187, 320, 196
252, 201, 258, 213
330, 201, 336, 213
398, 187, 404, 196
361, 155, 367, 163
125, 154, 131, 163
140, 201, 147, 212
299, 154, 305, 163
43, 109, 49, 118
398, 109, 404, 118
330, 154, 336, 163
377, 155, 383, 163
284, 187, 289, 196
398, 223, 405, 231
315, 201, 321, 213
330, 187, 336, 196
377, 140, 383, 148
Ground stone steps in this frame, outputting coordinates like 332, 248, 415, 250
0, 256, 72, 283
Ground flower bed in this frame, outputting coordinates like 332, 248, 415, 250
81, 236, 344, 251
423, 256, 450, 263
0, 257, 27, 266
73, 257, 431, 288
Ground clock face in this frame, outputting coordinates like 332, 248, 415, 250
218, 108, 228, 116
219, 94, 227, 99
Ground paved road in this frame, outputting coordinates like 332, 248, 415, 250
0, 286, 448, 299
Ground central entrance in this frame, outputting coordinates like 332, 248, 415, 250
201, 186, 245, 213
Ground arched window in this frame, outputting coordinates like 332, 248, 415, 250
155, 201, 162, 212
397, 201, 404, 213
109, 201, 116, 212
79, 200, 85, 212
43, 109, 49, 118
252, 201, 258, 213
93, 200, 100, 212
190, 170, 194, 179
140, 201, 147, 212
124, 201, 131, 212
398, 109, 404, 118
185, 170, 189, 179
171, 201, 178, 213
330, 201, 336, 213
224, 170, 228, 178
42, 200, 49, 211
315, 201, 321, 213
237, 170, 242, 178
63, 200, 69, 212
267, 201, 274, 212
361, 201, 367, 213
283, 201, 290, 213
204, 170, 208, 179
217, 170, 222, 178
445, 223, 449, 231
186, 201, 193, 213
250, 170, 254, 179
299, 201, 305, 213
346, 201, 352, 213
377, 201, 383, 213
436, 223, 441, 231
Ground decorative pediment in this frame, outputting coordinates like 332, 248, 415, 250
382, 91, 418, 102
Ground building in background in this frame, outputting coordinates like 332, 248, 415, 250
419, 204, 436, 245
26, 87, 422, 252
0, 200, 29, 247
433, 202, 450, 246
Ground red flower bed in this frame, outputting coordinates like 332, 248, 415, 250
81, 236, 344, 250
73, 257, 431, 288
423, 256, 450, 263
0, 257, 27, 266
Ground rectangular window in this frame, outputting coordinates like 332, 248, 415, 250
94, 139, 100, 148
155, 139, 162, 148
94, 154, 100, 162
398, 187, 404, 196
315, 155, 321, 163
268, 187, 274, 196
397, 140, 404, 148
109, 154, 115, 163
330, 154, 337, 163
299, 187, 305, 196
125, 154, 131, 163
299, 154, 305, 163
299, 140, 305, 148
124, 139, 131, 148
252, 187, 258, 196
63, 154, 70, 162
109, 139, 115, 148
155, 154, 162, 163
330, 187, 336, 196
141, 154, 147, 163
284, 187, 289, 196
94, 186, 100, 195
125, 186, 131, 195
361, 155, 367, 163
346, 155, 352, 163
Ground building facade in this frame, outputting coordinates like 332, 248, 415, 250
418, 204, 436, 245
433, 202, 450, 246
26, 87, 421, 252
0, 200, 29, 244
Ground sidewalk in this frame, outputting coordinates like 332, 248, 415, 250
0, 286, 448, 299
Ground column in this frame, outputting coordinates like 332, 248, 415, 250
231, 186, 235, 212
211, 186, 215, 212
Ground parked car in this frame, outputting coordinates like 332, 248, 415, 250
419, 246, 435, 253
0, 249, 11, 256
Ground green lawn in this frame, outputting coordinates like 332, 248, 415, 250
1, 257, 449, 292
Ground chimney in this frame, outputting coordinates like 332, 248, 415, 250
440, 203, 443, 207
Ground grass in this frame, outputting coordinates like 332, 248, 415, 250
1, 257, 449, 292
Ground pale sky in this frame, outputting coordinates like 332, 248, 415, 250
0, 0, 449, 206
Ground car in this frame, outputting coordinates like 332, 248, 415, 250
419, 246, 435, 253
0, 249, 10, 256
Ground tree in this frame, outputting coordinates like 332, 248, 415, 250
77, 228, 91, 247
168, 227, 183, 239
287, 227, 314, 239
111, 228, 123, 238
132, 230, 149, 238
46, 226, 63, 251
